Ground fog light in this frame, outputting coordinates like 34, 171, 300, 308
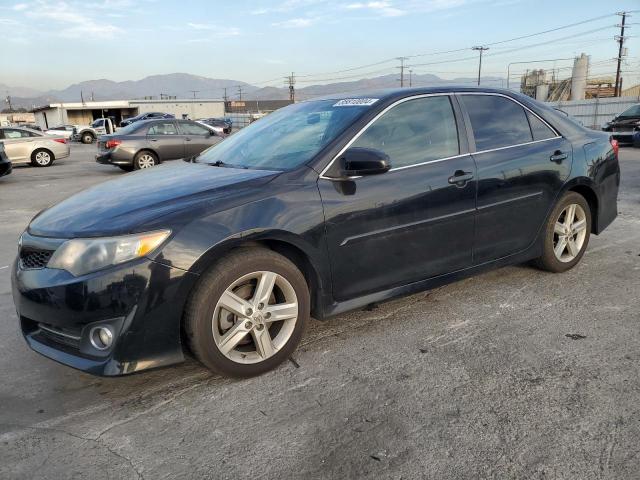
90, 326, 113, 350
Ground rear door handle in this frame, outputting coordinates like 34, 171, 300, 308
185, 137, 192, 142
550, 151, 568, 163
448, 170, 474, 187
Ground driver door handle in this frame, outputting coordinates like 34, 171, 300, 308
550, 151, 568, 163
448, 170, 474, 187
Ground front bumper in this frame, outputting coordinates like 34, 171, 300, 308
11, 240, 199, 376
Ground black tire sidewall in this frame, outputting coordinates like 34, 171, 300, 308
82, 133, 94, 144
186, 249, 310, 377
540, 192, 592, 272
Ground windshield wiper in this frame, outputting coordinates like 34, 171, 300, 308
210, 160, 231, 167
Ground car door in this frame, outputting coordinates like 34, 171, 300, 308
0, 128, 32, 163
457, 93, 572, 264
318, 94, 477, 301
146, 121, 184, 160
178, 122, 219, 157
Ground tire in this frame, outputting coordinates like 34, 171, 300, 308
534, 192, 591, 273
118, 165, 134, 172
133, 151, 158, 170
81, 132, 95, 144
184, 248, 310, 377
31, 149, 54, 167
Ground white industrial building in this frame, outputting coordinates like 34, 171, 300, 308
32, 99, 225, 129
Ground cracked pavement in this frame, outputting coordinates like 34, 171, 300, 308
0, 144, 639, 479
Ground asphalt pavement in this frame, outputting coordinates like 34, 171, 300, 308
0, 143, 639, 479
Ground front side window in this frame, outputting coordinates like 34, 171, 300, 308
147, 122, 177, 135
351, 96, 459, 169
91, 119, 104, 128
460, 95, 533, 151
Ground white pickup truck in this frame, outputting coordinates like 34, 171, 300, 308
45, 118, 117, 144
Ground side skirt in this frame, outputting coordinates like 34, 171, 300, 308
317, 241, 543, 319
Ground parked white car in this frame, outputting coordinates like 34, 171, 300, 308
45, 125, 76, 139
0, 127, 70, 167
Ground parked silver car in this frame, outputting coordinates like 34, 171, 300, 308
0, 127, 70, 167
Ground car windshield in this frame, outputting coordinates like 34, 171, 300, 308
195, 99, 375, 170
619, 105, 640, 117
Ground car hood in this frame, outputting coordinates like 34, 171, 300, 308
28, 162, 279, 238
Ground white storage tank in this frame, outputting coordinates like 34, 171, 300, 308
571, 53, 589, 101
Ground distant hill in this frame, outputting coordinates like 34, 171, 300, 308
4, 72, 505, 109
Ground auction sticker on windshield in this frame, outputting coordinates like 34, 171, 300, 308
333, 98, 379, 107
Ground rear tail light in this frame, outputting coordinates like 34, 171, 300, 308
53, 138, 67, 144
610, 138, 619, 159
105, 139, 122, 149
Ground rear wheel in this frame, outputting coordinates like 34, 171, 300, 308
134, 151, 158, 169
534, 192, 591, 273
31, 149, 54, 167
184, 248, 309, 377
81, 132, 95, 144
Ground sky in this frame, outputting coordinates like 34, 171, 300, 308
0, 0, 639, 92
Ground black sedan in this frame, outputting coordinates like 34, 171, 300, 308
11, 87, 619, 378
96, 119, 222, 170
0, 142, 12, 178
602, 103, 640, 144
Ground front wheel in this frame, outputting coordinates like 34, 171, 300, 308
184, 248, 309, 377
534, 192, 591, 273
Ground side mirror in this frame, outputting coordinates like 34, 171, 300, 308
338, 147, 390, 177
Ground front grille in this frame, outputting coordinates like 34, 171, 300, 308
613, 126, 634, 132
20, 249, 54, 269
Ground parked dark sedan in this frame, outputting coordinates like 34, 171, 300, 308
0, 142, 12, 178
120, 112, 175, 128
12, 87, 619, 378
602, 103, 640, 144
96, 119, 222, 170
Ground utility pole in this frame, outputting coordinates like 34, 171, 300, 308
80, 90, 85, 104
223, 87, 228, 103
472, 46, 489, 86
5, 92, 12, 112
189, 90, 199, 99
615, 11, 629, 97
396, 57, 408, 87
237, 85, 243, 101
409, 69, 413, 87
284, 73, 296, 102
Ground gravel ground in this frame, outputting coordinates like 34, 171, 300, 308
0, 144, 639, 479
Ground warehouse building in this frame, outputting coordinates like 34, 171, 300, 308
32, 99, 225, 129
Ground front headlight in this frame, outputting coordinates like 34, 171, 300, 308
48, 230, 171, 276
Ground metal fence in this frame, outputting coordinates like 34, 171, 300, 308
547, 96, 640, 129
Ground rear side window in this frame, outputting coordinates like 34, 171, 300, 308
527, 111, 556, 141
460, 95, 533, 151
180, 122, 210, 135
2, 129, 30, 139
147, 122, 177, 135
352, 96, 459, 169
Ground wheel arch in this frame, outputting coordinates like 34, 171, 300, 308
562, 178, 600, 234
187, 232, 326, 319
31, 147, 55, 161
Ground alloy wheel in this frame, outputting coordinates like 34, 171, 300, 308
212, 271, 299, 364
137, 154, 156, 168
553, 203, 587, 262
35, 151, 51, 166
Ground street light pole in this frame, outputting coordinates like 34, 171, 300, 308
472, 46, 489, 86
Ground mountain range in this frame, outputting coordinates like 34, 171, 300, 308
3, 72, 505, 110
